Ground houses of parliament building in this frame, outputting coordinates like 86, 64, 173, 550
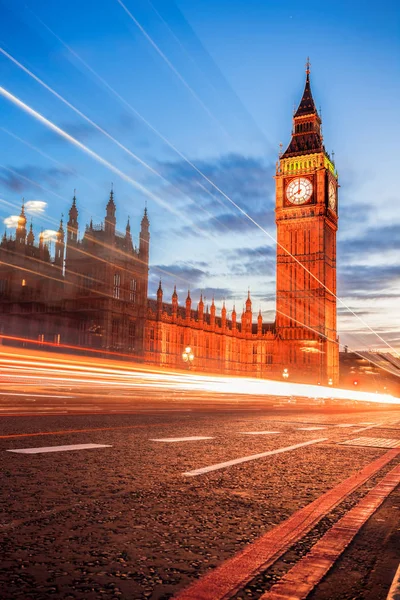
0, 68, 339, 385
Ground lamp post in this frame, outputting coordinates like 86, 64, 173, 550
282, 368, 289, 380
182, 346, 194, 369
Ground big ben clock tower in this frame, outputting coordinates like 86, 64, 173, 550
275, 61, 339, 384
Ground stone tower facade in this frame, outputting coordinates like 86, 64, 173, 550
275, 62, 339, 383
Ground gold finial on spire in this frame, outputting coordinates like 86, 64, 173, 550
306, 56, 311, 75
279, 142, 283, 157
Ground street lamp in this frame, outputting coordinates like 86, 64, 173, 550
282, 368, 289, 380
328, 378, 333, 387
182, 346, 194, 369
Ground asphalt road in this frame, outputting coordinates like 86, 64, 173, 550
1, 352, 400, 599
1, 401, 400, 599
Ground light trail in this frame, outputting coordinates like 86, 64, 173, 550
0, 84, 239, 256
0, 348, 398, 405
16, 13, 393, 354
115, 0, 231, 140
0, 49, 248, 249
0, 54, 396, 354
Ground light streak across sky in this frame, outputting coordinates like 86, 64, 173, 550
0, 1, 399, 352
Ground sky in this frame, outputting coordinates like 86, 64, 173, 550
0, 0, 399, 353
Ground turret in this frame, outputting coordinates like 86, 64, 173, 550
210, 297, 216, 329
105, 185, 116, 240
27, 222, 35, 246
241, 307, 246, 333
245, 290, 252, 333
221, 301, 227, 331
16, 200, 27, 248
67, 191, 78, 244
198, 293, 204, 323
156, 280, 163, 319
231, 305, 237, 331
55, 217, 65, 267
172, 285, 178, 320
185, 290, 191, 321
125, 217, 133, 252
257, 309, 263, 336
139, 206, 150, 263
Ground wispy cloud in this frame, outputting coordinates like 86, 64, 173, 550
41, 229, 58, 241
25, 200, 47, 214
3, 215, 19, 228
0, 165, 71, 192
158, 153, 275, 213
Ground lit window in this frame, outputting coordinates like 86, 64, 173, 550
130, 278, 137, 302
21, 279, 26, 287
113, 273, 121, 299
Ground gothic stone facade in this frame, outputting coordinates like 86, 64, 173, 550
0, 69, 339, 384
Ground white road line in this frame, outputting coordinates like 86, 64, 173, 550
297, 427, 326, 431
240, 431, 281, 435
182, 438, 327, 477
351, 422, 385, 434
337, 424, 361, 428
7, 444, 112, 454
150, 436, 214, 443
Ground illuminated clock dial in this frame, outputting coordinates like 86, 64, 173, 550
286, 177, 313, 205
328, 181, 336, 210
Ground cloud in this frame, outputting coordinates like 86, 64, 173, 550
0, 165, 71, 192
190, 287, 235, 301
223, 244, 276, 276
41, 229, 58, 241
150, 262, 209, 287
339, 223, 400, 259
3, 215, 19, 228
158, 153, 275, 213
338, 263, 400, 298
25, 200, 47, 214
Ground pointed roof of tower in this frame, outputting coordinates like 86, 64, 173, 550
141, 205, 149, 228
294, 59, 317, 117
27, 221, 34, 245
107, 184, 115, 210
172, 284, 178, 300
281, 60, 325, 159
69, 190, 78, 220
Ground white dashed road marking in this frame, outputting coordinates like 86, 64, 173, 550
150, 436, 214, 443
183, 438, 327, 477
240, 431, 281, 435
7, 443, 112, 454
297, 427, 326, 431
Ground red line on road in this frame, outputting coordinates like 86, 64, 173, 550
175, 448, 400, 600
263, 462, 400, 599
0, 424, 161, 439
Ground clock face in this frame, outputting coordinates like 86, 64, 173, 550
286, 177, 313, 205
328, 181, 336, 210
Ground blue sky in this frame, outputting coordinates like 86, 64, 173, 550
0, 0, 399, 352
